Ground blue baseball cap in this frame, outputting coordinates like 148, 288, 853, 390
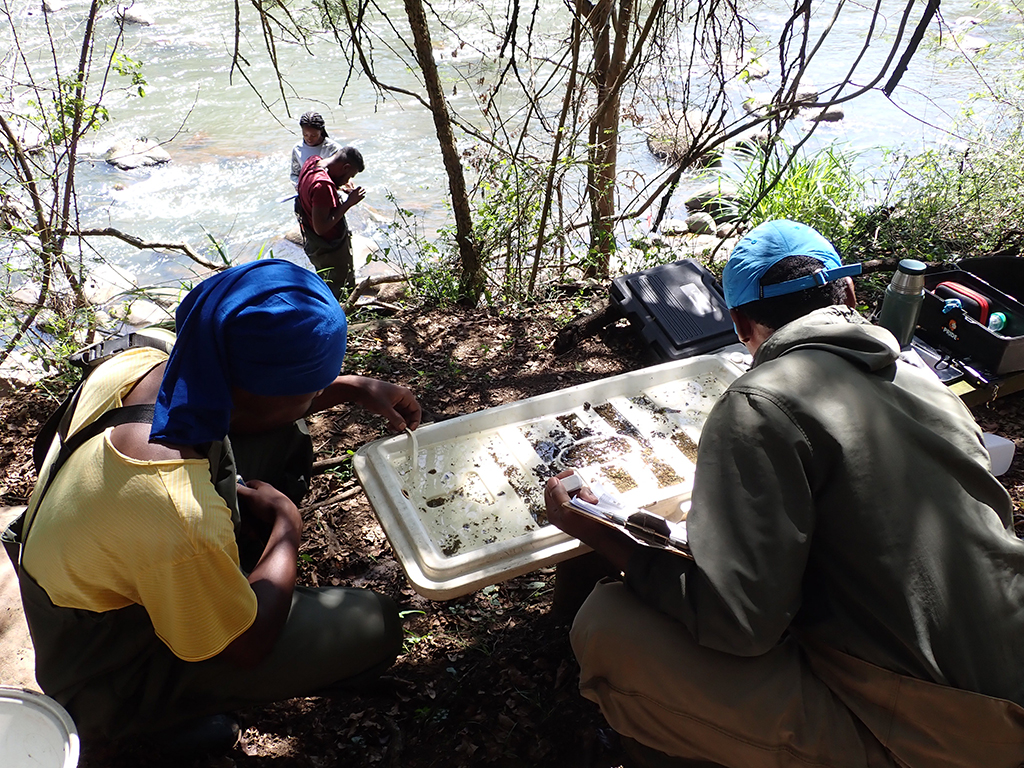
722, 220, 861, 309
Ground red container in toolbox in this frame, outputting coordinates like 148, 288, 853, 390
915, 269, 1024, 376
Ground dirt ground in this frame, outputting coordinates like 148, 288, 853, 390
2, 296, 1024, 768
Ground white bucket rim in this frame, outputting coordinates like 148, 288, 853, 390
0, 686, 80, 768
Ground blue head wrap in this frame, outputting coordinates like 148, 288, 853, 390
151, 260, 347, 445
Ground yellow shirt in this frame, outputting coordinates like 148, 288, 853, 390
23, 348, 258, 662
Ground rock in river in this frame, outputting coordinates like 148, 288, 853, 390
104, 138, 170, 170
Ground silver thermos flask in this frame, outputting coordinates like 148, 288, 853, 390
877, 259, 927, 348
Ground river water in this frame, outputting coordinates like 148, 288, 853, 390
2, 0, 1019, 292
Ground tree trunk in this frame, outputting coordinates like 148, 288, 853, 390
402, 0, 485, 305
583, 0, 632, 279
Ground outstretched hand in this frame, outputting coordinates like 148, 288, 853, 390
310, 375, 422, 432
355, 377, 422, 432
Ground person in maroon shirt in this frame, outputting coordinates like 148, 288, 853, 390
295, 147, 365, 299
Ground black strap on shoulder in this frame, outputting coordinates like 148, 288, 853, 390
39, 405, 156, 502
33, 386, 83, 473
23, 405, 156, 553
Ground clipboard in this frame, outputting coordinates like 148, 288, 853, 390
561, 475, 691, 558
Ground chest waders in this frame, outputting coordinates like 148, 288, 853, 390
294, 164, 355, 297
2, 337, 393, 741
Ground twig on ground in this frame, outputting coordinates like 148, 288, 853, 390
552, 301, 624, 354
342, 273, 412, 313
300, 485, 362, 513
312, 455, 353, 473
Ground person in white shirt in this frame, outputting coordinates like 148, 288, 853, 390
289, 111, 341, 188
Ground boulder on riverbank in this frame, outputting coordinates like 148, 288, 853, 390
1, 192, 32, 232
725, 128, 772, 156
807, 106, 845, 123
948, 17, 990, 54
104, 138, 170, 170
645, 110, 724, 167
284, 226, 303, 246
685, 212, 716, 235
741, 58, 770, 81
684, 180, 741, 223
116, 6, 154, 26
742, 94, 773, 117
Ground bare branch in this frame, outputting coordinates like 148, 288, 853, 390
528, 10, 582, 293
341, 273, 412, 313
74, 228, 225, 271
884, 0, 940, 96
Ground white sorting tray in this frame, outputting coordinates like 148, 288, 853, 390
354, 349, 747, 599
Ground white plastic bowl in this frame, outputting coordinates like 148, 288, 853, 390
983, 432, 1016, 477
0, 687, 79, 768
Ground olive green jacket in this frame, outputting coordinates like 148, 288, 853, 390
626, 306, 1024, 764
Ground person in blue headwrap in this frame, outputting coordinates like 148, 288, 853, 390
151, 258, 352, 445
19, 260, 421, 754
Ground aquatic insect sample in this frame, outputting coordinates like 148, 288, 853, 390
355, 351, 746, 598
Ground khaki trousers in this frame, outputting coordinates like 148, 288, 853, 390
571, 581, 895, 768
572, 581, 1024, 768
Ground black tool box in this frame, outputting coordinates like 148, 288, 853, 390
611, 260, 738, 362
956, 256, 1024, 305
916, 268, 1024, 376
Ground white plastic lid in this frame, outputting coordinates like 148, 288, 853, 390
0, 687, 79, 768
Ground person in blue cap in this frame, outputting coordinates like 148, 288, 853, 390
545, 220, 1024, 767
17, 260, 420, 753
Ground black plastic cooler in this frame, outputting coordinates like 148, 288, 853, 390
611, 260, 738, 362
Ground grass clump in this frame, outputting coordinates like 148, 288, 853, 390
713, 141, 865, 254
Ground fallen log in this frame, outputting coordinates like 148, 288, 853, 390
552, 301, 624, 355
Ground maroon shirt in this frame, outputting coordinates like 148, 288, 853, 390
297, 156, 347, 241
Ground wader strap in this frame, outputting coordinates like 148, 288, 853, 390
32, 385, 84, 473
32, 332, 174, 473
14, 404, 156, 568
